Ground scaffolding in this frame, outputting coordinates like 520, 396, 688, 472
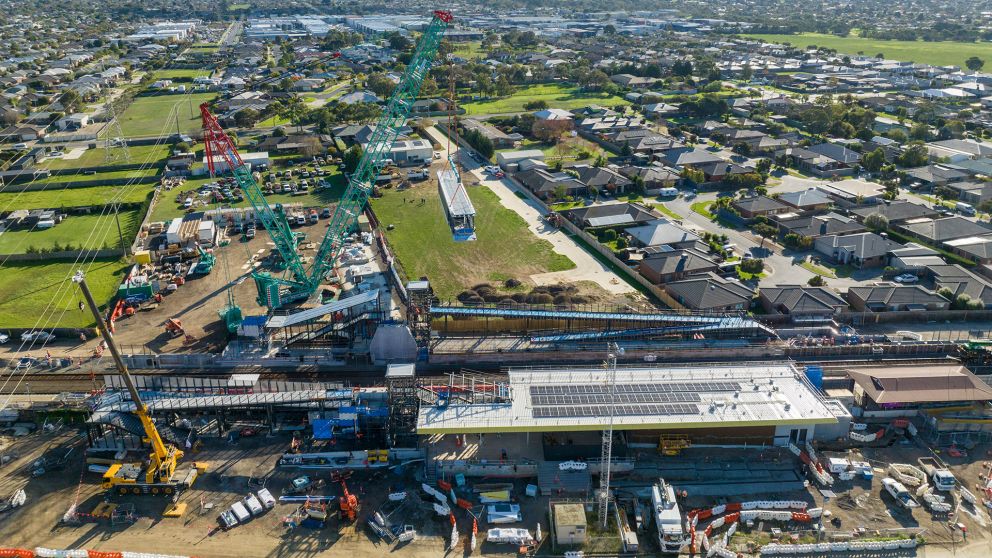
407, 280, 435, 359
386, 364, 419, 447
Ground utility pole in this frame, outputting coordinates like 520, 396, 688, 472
598, 341, 622, 529
113, 203, 127, 256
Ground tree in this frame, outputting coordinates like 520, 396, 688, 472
59, 89, 81, 113
862, 147, 886, 173
387, 32, 412, 52
279, 96, 308, 133
342, 145, 363, 173
523, 100, 548, 110
909, 122, 930, 141
753, 223, 778, 247
896, 142, 929, 168
532, 118, 573, 144
966, 56, 985, 72
732, 142, 751, 156
603, 24, 616, 35
807, 275, 826, 287
366, 73, 396, 98
233, 107, 259, 128
864, 213, 889, 232
740, 63, 753, 82
672, 60, 693, 78
299, 136, 323, 157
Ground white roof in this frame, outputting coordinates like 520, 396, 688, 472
266, 290, 378, 329
438, 169, 475, 217
417, 362, 839, 433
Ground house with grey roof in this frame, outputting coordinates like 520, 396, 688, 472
776, 188, 833, 212
664, 273, 755, 312
888, 243, 945, 270
813, 232, 901, 268
638, 248, 719, 284
898, 217, 992, 247
943, 235, 992, 264
758, 285, 849, 321
846, 285, 949, 312
850, 201, 940, 225
561, 202, 658, 229
732, 195, 790, 219
624, 219, 700, 248
930, 264, 992, 308
776, 212, 866, 239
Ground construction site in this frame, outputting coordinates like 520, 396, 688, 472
4, 9, 992, 558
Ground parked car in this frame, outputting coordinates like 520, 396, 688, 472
21, 331, 55, 343
894, 274, 919, 284
319, 207, 331, 219
245, 227, 256, 240
0, 333, 8, 344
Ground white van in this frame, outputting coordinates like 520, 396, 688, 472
256, 488, 276, 510
243, 494, 264, 516
956, 202, 976, 216
230, 501, 251, 523
658, 187, 679, 197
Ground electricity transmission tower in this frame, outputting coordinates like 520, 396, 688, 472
598, 342, 622, 529
103, 97, 130, 163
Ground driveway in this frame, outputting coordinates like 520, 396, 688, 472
422, 126, 638, 296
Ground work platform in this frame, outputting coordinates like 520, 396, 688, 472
438, 168, 476, 241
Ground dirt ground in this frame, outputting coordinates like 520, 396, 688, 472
0, 427, 521, 557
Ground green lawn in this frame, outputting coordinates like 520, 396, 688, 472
37, 144, 172, 170
118, 92, 217, 138
371, 183, 574, 298
451, 41, 487, 59
461, 83, 630, 116
495, 136, 606, 164
0, 208, 142, 255
743, 33, 992, 68
34, 167, 160, 185
153, 69, 213, 80
652, 203, 683, 220
691, 201, 715, 219
0, 185, 153, 210
0, 258, 129, 328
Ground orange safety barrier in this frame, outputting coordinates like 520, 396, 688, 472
456, 498, 473, 510
438, 479, 452, 491
695, 509, 713, 520
725, 512, 740, 523
726, 502, 742, 512
0, 549, 34, 558
792, 512, 812, 522
449, 513, 456, 526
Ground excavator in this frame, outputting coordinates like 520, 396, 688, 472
75, 272, 200, 499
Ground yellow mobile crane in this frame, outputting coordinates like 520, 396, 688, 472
75, 271, 199, 498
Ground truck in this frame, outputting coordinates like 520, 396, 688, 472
918, 457, 956, 491
956, 202, 976, 216
882, 477, 919, 508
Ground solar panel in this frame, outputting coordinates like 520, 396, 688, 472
530, 391, 702, 406
531, 402, 699, 418
529, 382, 739, 397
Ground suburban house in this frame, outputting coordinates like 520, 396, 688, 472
618, 165, 680, 194
533, 108, 574, 121
777, 146, 855, 177
661, 147, 725, 170
888, 243, 946, 270
497, 149, 545, 169
571, 164, 632, 194
947, 181, 992, 206
516, 167, 586, 199
930, 264, 992, 308
815, 179, 887, 205
624, 219, 700, 248
846, 285, 950, 312
389, 139, 433, 166
732, 195, 790, 219
561, 202, 658, 229
905, 164, 971, 188
898, 217, 992, 247
813, 232, 900, 268
850, 201, 940, 225
663, 273, 755, 312
776, 212, 866, 239
638, 248, 719, 284
758, 285, 849, 321
776, 189, 834, 212
460, 118, 515, 148
943, 235, 992, 264
926, 139, 992, 162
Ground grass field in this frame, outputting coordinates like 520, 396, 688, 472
153, 69, 213, 80
495, 137, 606, 164
0, 185, 153, 210
118, 92, 217, 138
371, 182, 574, 298
37, 144, 172, 170
451, 42, 487, 59
0, 208, 142, 255
743, 33, 992, 67
0, 258, 129, 328
35, 167, 160, 185
461, 83, 630, 116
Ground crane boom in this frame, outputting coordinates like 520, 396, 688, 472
307, 10, 452, 300
200, 10, 452, 309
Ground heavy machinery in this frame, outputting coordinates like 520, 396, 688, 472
191, 245, 215, 275
74, 272, 199, 499
200, 10, 453, 310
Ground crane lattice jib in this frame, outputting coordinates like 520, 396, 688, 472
309, 11, 452, 286
200, 104, 309, 292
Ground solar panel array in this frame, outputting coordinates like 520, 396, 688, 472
529, 381, 740, 396
532, 392, 700, 406
533, 403, 698, 418
525, 383, 736, 418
